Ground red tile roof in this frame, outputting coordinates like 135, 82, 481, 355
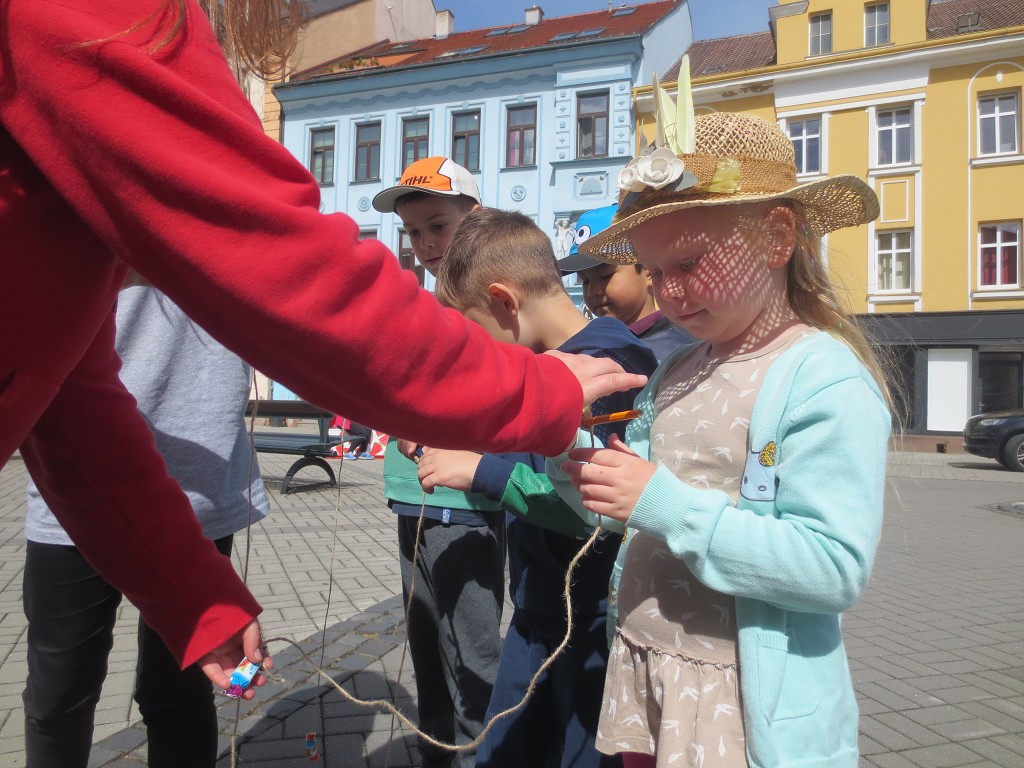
664, 30, 776, 81
291, 0, 683, 81
927, 0, 1024, 38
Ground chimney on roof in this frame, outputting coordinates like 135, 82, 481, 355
525, 6, 544, 26
435, 9, 455, 39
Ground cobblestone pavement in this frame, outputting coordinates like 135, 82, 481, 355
1, 446, 1023, 768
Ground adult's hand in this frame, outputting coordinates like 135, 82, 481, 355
396, 438, 421, 461
197, 619, 272, 699
545, 350, 647, 407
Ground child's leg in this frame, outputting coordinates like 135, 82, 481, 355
397, 516, 455, 767
553, 613, 621, 768
430, 517, 506, 768
475, 610, 556, 767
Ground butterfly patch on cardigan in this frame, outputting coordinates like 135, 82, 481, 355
740, 440, 777, 502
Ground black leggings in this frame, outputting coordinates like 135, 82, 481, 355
22, 536, 233, 768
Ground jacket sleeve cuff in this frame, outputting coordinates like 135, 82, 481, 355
471, 453, 517, 502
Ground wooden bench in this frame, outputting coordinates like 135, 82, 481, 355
246, 400, 342, 494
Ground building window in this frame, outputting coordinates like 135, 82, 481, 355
979, 222, 1021, 288
402, 117, 430, 170
809, 12, 832, 56
398, 229, 425, 287
358, 228, 378, 240
507, 105, 537, 167
451, 111, 481, 171
877, 107, 913, 165
978, 93, 1020, 156
309, 128, 335, 186
865, 3, 889, 47
577, 92, 609, 158
876, 231, 913, 291
788, 118, 821, 174
354, 123, 381, 181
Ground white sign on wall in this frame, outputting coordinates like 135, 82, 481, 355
926, 348, 973, 432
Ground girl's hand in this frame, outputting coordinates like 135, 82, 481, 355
418, 448, 483, 493
561, 435, 656, 523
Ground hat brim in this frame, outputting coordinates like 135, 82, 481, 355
557, 251, 603, 273
579, 175, 879, 264
372, 186, 462, 213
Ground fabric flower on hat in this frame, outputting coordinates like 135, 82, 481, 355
618, 147, 688, 193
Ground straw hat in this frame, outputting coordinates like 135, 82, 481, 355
580, 111, 879, 264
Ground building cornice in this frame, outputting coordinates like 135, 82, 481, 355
635, 27, 1024, 110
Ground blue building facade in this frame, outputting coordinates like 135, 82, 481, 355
274, 2, 693, 295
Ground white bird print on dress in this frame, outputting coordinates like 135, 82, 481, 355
714, 703, 739, 720
750, 369, 761, 382
691, 743, 706, 768
719, 736, 727, 756
711, 446, 733, 463
607, 698, 617, 718
702, 681, 720, 694
739, 389, 756, 398
730, 416, 750, 431
694, 419, 712, 432
696, 381, 712, 393
644, 608, 668, 623
673, 450, 686, 470
711, 389, 722, 403
662, 719, 680, 737
697, 637, 715, 650
667, 579, 692, 596
679, 686, 699, 702
620, 714, 645, 729
669, 407, 685, 418
688, 474, 710, 489
719, 371, 730, 380
667, 753, 685, 764
690, 403, 705, 413
723, 476, 739, 486
654, 432, 666, 445
712, 603, 731, 625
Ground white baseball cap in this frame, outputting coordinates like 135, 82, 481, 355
372, 156, 481, 213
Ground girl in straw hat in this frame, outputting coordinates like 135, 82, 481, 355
553, 111, 891, 768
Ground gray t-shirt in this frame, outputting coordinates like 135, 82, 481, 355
26, 286, 270, 544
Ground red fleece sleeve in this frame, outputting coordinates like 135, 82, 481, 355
0, 0, 583, 455
19, 310, 261, 668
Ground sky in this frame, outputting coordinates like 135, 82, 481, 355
437, 0, 778, 40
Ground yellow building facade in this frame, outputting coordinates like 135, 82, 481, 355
637, 0, 1024, 437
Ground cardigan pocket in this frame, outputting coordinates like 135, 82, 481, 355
752, 628, 818, 723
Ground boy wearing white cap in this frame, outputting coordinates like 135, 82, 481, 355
372, 158, 502, 768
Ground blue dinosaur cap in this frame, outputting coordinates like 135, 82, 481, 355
557, 204, 619, 273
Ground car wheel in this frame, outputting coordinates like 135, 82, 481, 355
1001, 434, 1024, 472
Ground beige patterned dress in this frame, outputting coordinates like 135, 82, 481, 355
595, 328, 814, 767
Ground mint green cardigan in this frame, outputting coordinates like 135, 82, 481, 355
549, 332, 890, 768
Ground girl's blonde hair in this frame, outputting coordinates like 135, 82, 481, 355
785, 202, 893, 409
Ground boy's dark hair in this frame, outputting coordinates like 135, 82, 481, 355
435, 209, 566, 311
394, 191, 479, 214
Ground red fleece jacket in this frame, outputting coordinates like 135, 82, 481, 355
0, 1, 581, 666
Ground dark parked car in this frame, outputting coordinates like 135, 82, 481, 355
963, 409, 1024, 471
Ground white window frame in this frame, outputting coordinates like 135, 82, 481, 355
978, 222, 1022, 290
977, 92, 1020, 157
809, 12, 832, 56
875, 230, 914, 293
788, 117, 823, 175
876, 106, 914, 166
865, 3, 889, 47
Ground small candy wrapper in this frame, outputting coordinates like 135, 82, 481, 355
224, 656, 261, 699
